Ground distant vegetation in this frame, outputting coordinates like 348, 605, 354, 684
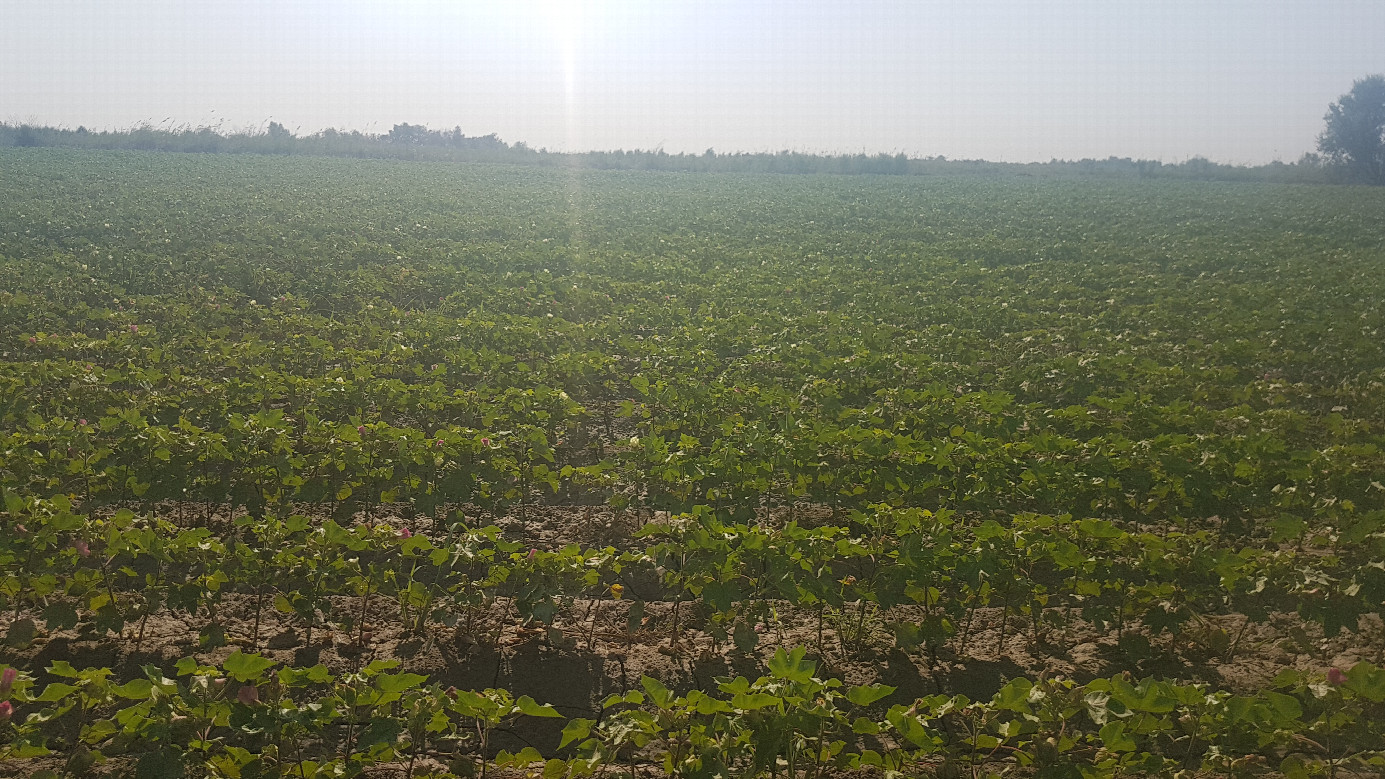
1318, 74, 1385, 186
0, 119, 1333, 183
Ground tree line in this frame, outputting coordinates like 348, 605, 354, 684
4, 73, 1382, 184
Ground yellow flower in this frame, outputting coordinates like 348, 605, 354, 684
609, 583, 625, 600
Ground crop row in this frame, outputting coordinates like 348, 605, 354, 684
3, 494, 1381, 667
2, 647, 1383, 778
3, 383, 1381, 538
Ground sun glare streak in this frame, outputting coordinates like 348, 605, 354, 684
541, 0, 586, 151
538, 1, 588, 268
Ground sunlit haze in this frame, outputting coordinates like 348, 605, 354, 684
3, 0, 1383, 163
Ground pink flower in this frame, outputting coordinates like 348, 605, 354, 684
434, 439, 443, 448
129, 324, 138, 333
0, 667, 17, 696
1327, 667, 1347, 686
237, 685, 259, 705
356, 425, 366, 435
78, 419, 87, 426
0, 700, 11, 721
754, 623, 767, 634
527, 548, 537, 560
398, 527, 412, 539
480, 437, 491, 447
74, 540, 90, 558
27, 337, 35, 344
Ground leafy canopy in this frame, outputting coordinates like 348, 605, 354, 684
1318, 74, 1385, 185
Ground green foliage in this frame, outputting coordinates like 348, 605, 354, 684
1318, 74, 1385, 185
0, 122, 1333, 182
0, 149, 1383, 776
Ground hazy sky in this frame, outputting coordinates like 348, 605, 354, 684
3, 0, 1383, 163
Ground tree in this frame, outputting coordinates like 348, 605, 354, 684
1318, 75, 1385, 185
14, 124, 39, 147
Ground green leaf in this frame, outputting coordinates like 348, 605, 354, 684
560, 718, 593, 748
732, 619, 759, 652
48, 661, 79, 678
606, 690, 644, 707
690, 692, 731, 715
993, 678, 1034, 712
497, 747, 544, 768
1099, 721, 1136, 752
516, 696, 562, 718
641, 676, 673, 709
851, 716, 881, 734
731, 692, 781, 710
768, 646, 814, 683
1270, 514, 1306, 543
402, 535, 433, 555
851, 750, 884, 768
2, 491, 25, 516
702, 581, 740, 613
846, 684, 895, 706
972, 734, 1001, 750
1345, 661, 1385, 702
355, 716, 405, 747
1281, 755, 1309, 779
222, 651, 275, 682
887, 710, 936, 748
891, 621, 922, 650
625, 600, 645, 634
36, 682, 79, 702
718, 676, 750, 695
113, 679, 154, 700
82, 719, 118, 743
43, 602, 79, 631
374, 672, 428, 694
1262, 691, 1303, 719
